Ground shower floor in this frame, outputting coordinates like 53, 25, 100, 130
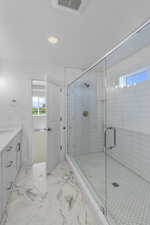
74, 152, 150, 225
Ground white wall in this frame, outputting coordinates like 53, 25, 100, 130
107, 43, 150, 182
64, 67, 82, 85
0, 63, 86, 166
0, 71, 33, 166
32, 116, 46, 130
0, 60, 65, 166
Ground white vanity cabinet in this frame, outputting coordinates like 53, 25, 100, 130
0, 153, 2, 222
15, 133, 22, 172
0, 129, 22, 223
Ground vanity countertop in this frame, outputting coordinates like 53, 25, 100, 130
0, 127, 22, 152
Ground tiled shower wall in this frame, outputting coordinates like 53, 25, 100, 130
69, 73, 97, 156
96, 73, 105, 153
69, 71, 105, 156
106, 44, 150, 182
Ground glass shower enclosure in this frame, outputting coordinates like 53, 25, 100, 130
67, 20, 150, 225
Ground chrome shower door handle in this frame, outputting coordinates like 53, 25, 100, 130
104, 127, 117, 149
104, 128, 107, 148
113, 127, 117, 148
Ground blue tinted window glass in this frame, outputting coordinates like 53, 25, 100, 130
127, 71, 148, 85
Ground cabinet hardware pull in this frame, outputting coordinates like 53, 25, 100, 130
6, 161, 13, 168
16, 143, 21, 152
6, 146, 13, 152
6, 182, 13, 190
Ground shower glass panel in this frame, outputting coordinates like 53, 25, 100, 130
67, 21, 150, 225
105, 22, 150, 225
67, 59, 107, 211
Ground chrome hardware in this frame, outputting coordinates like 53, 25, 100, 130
104, 127, 117, 149
113, 127, 117, 147
6, 161, 13, 168
44, 128, 52, 131
7, 186, 11, 191
6, 182, 13, 191
100, 206, 105, 215
16, 143, 21, 152
6, 146, 13, 152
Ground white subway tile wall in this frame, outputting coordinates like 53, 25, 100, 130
68, 69, 106, 157
106, 44, 150, 182
69, 72, 99, 156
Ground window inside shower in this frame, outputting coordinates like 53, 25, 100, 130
119, 69, 150, 88
67, 21, 150, 225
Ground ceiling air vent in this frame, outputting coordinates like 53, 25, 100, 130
51, 0, 89, 14
58, 0, 81, 10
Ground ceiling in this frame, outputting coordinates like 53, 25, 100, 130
0, 0, 150, 69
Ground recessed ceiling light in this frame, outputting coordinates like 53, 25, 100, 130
48, 36, 59, 44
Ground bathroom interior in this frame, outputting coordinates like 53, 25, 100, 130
0, 1, 150, 225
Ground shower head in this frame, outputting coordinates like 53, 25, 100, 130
84, 83, 90, 88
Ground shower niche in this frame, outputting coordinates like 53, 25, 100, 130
67, 21, 150, 225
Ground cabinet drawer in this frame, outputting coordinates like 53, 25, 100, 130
3, 148, 16, 168
1, 129, 22, 219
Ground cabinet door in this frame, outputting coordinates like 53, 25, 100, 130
0, 153, 2, 221
16, 132, 22, 173
2, 144, 16, 207
1, 151, 8, 212
1, 132, 22, 219
6, 146, 17, 184
16, 142, 21, 172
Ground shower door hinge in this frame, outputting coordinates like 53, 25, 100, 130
60, 145, 63, 151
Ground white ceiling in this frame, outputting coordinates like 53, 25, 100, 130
0, 0, 150, 69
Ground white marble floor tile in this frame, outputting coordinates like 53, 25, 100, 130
3, 161, 97, 225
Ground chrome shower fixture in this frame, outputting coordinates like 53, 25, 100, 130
82, 111, 89, 117
84, 83, 90, 88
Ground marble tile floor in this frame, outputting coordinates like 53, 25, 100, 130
1, 161, 97, 225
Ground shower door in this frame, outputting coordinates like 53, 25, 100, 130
105, 22, 150, 225
67, 59, 107, 215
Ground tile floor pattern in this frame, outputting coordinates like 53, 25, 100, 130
75, 152, 150, 225
1, 161, 98, 225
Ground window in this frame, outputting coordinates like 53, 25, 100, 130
126, 71, 148, 85
119, 69, 149, 88
32, 96, 46, 115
